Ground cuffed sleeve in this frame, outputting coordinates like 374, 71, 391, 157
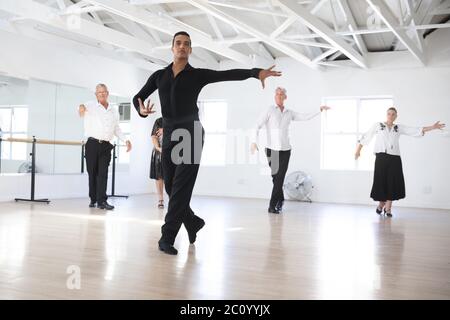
358, 123, 378, 145
114, 123, 127, 142
398, 124, 424, 137
292, 110, 321, 121
251, 108, 270, 144
133, 70, 160, 118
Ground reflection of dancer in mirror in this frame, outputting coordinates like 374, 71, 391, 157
251, 87, 330, 214
355, 107, 445, 217
78, 84, 132, 210
150, 117, 164, 209
133, 31, 281, 255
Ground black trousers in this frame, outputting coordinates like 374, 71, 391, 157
85, 138, 113, 204
265, 148, 291, 209
160, 120, 205, 245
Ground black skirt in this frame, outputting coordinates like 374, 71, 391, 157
149, 149, 163, 180
370, 153, 405, 201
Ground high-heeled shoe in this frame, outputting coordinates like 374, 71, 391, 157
376, 206, 383, 214
384, 208, 393, 217
157, 200, 164, 209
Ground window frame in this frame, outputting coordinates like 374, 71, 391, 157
0, 104, 29, 161
320, 96, 393, 171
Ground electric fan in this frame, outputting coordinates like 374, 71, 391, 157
283, 171, 313, 202
18, 161, 34, 173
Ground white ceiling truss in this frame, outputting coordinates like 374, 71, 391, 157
1, 0, 449, 70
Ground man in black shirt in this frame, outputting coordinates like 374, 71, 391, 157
133, 31, 281, 255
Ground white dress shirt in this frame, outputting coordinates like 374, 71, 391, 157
359, 122, 424, 156
253, 105, 321, 151
82, 100, 127, 142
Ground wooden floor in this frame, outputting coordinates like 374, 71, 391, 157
0, 194, 449, 300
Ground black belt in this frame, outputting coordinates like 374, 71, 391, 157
163, 113, 200, 126
88, 137, 109, 144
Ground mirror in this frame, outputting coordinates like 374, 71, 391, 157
0, 75, 131, 175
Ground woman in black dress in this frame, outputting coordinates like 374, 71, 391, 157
355, 107, 445, 217
150, 117, 164, 208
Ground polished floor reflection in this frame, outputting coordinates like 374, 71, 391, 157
0, 195, 449, 299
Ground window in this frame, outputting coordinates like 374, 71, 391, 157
321, 97, 393, 171
118, 102, 131, 121
0, 105, 28, 161
114, 103, 131, 164
198, 100, 227, 166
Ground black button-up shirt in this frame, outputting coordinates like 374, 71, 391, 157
133, 63, 262, 121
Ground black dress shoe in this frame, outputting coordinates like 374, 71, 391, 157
158, 241, 178, 255
275, 200, 284, 212
188, 219, 205, 244
97, 202, 114, 210
89, 202, 96, 208
268, 207, 280, 214
384, 208, 393, 218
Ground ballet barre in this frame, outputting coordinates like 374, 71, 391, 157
108, 143, 128, 199
0, 136, 85, 204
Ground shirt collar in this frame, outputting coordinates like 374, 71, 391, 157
166, 62, 193, 72
97, 101, 110, 110
274, 105, 288, 113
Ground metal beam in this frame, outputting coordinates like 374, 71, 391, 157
187, 0, 316, 68
312, 48, 338, 63
367, 0, 425, 65
277, 0, 367, 68
0, 0, 170, 64
82, 0, 254, 65
308, 0, 328, 14
280, 22, 450, 39
270, 15, 297, 38
336, 0, 368, 55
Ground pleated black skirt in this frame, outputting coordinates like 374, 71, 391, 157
149, 149, 163, 180
370, 152, 405, 201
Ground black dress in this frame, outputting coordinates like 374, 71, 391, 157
149, 117, 163, 180
370, 152, 406, 201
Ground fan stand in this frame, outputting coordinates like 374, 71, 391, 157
299, 196, 312, 203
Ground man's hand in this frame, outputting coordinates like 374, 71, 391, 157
126, 140, 132, 152
432, 121, 446, 130
138, 98, 156, 116
79, 104, 86, 117
320, 105, 331, 112
250, 143, 259, 155
259, 65, 282, 89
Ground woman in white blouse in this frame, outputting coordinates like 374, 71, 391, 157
355, 107, 445, 217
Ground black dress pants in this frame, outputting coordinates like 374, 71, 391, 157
85, 138, 113, 204
160, 120, 205, 245
265, 148, 291, 209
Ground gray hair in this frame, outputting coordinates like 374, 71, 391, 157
275, 87, 287, 95
95, 83, 108, 91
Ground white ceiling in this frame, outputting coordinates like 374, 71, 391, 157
1, 0, 449, 70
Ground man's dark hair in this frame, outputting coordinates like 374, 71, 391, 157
172, 31, 191, 47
